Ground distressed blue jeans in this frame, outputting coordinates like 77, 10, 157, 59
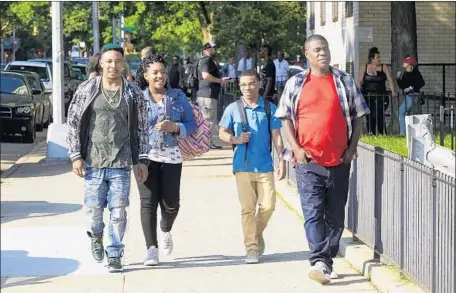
84, 165, 131, 258
295, 161, 351, 270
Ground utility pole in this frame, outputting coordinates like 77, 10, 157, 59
112, 17, 117, 44
12, 28, 16, 61
92, 1, 100, 54
120, 14, 125, 47
51, 2, 64, 124
1, 41, 4, 64
47, 1, 68, 160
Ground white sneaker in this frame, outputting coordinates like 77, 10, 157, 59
245, 250, 259, 264
308, 261, 331, 284
144, 246, 159, 266
161, 232, 173, 256
330, 270, 339, 279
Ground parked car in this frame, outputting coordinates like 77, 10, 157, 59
26, 58, 83, 115
0, 72, 49, 142
5, 70, 53, 129
71, 57, 89, 65
5, 61, 52, 90
71, 63, 88, 80
289, 65, 306, 77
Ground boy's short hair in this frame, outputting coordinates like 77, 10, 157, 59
239, 70, 260, 81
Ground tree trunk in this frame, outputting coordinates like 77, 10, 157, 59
197, 2, 213, 43
390, 1, 418, 134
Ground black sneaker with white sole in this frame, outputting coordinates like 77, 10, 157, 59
107, 256, 123, 273
89, 233, 104, 263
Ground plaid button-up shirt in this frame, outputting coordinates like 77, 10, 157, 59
275, 67, 370, 161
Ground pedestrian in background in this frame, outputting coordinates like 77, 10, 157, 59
397, 56, 426, 136
66, 44, 150, 273
86, 53, 101, 79
141, 46, 156, 60
276, 35, 370, 284
357, 47, 396, 135
197, 41, 230, 149
135, 54, 197, 266
219, 70, 286, 264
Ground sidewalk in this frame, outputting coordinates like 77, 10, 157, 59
1, 142, 377, 293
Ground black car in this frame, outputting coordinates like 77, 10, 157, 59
6, 70, 53, 129
0, 72, 48, 143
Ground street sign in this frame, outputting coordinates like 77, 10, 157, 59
122, 26, 136, 32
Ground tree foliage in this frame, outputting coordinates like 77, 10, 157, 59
3, 1, 306, 62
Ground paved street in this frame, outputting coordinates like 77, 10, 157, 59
0, 143, 377, 293
0, 130, 47, 174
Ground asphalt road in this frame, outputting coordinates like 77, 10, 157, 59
0, 129, 47, 174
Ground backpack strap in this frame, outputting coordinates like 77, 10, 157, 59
263, 99, 272, 153
232, 99, 249, 167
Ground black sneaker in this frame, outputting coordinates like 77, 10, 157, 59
107, 256, 123, 273
90, 236, 104, 263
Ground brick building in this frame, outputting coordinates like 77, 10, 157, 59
307, 1, 456, 96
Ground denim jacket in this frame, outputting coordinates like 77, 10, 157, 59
143, 88, 197, 149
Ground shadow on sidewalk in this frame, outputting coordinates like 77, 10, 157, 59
184, 162, 233, 167
124, 251, 309, 272
189, 156, 233, 161
1, 201, 82, 224
3, 161, 71, 179
1, 250, 80, 289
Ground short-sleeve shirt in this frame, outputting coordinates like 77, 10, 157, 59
197, 56, 221, 99
260, 58, 276, 97
219, 96, 282, 173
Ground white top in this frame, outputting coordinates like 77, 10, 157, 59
274, 59, 290, 79
237, 58, 253, 72
147, 100, 182, 164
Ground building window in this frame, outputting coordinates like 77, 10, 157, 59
332, 2, 338, 22
346, 62, 354, 77
320, 2, 326, 26
309, 2, 315, 30
345, 2, 353, 18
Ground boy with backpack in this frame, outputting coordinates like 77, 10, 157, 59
218, 70, 286, 264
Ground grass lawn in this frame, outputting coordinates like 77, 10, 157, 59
360, 134, 455, 157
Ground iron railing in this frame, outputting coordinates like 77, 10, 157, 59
272, 142, 456, 293
360, 92, 455, 151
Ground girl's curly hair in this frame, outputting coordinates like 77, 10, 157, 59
135, 54, 167, 90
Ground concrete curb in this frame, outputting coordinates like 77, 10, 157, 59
339, 238, 426, 293
274, 178, 426, 293
1, 140, 47, 179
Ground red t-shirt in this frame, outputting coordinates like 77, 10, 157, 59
296, 74, 348, 166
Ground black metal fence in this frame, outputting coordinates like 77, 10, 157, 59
361, 92, 455, 150
272, 141, 456, 293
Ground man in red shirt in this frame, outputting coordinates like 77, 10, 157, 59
275, 35, 370, 284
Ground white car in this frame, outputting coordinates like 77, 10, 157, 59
5, 61, 53, 91
289, 65, 306, 77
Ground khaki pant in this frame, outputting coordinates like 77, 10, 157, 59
235, 172, 276, 252
197, 97, 218, 141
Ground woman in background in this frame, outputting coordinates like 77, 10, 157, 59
397, 56, 425, 136
86, 53, 101, 79
358, 47, 397, 135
